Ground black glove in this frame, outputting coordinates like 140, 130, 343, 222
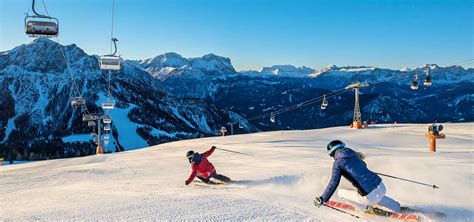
313, 196, 324, 208
185, 180, 190, 185
211, 146, 216, 149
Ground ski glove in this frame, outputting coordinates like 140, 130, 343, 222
211, 146, 216, 149
313, 196, 324, 208
185, 180, 190, 185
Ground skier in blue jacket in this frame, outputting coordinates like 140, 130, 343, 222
313, 140, 401, 213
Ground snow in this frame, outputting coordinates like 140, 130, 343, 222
109, 104, 148, 150
1, 117, 15, 143
0, 123, 473, 221
94, 93, 148, 150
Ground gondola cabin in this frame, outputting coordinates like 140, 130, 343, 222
423, 76, 432, 86
99, 55, 121, 70
411, 81, 419, 90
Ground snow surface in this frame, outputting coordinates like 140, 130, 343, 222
0, 123, 473, 221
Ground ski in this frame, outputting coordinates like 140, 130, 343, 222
326, 200, 420, 222
193, 181, 227, 186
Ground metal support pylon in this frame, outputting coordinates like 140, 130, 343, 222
345, 82, 368, 129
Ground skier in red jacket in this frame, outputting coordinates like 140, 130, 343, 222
185, 146, 231, 185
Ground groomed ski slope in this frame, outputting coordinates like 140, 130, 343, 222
1, 123, 473, 221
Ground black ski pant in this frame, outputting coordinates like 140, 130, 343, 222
197, 171, 231, 184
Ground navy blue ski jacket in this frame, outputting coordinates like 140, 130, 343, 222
320, 147, 382, 202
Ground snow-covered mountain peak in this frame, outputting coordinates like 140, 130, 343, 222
255, 65, 315, 77
0, 39, 90, 74
141, 52, 189, 69
189, 53, 236, 74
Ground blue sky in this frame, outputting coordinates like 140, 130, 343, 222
1, 0, 473, 70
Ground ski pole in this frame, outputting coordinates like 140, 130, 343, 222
215, 147, 254, 157
323, 204, 360, 219
376, 172, 439, 189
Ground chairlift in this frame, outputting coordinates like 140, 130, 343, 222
82, 114, 93, 122
104, 124, 111, 131
423, 75, 432, 86
104, 134, 110, 140
238, 123, 244, 129
103, 117, 112, 124
270, 112, 276, 123
102, 102, 115, 110
24, 0, 59, 38
71, 97, 86, 108
321, 95, 328, 110
99, 38, 121, 70
88, 121, 95, 127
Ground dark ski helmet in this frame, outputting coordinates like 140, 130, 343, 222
327, 140, 345, 157
186, 150, 195, 159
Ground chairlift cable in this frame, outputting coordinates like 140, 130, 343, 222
110, 0, 115, 55
39, 0, 91, 115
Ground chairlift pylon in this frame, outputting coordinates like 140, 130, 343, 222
24, 0, 59, 38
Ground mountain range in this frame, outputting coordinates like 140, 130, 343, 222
1, 38, 472, 161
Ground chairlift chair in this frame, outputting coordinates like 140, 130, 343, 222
82, 114, 93, 122
99, 55, 121, 70
24, 0, 59, 38
102, 102, 115, 110
88, 121, 96, 127
238, 123, 244, 129
104, 124, 111, 131
71, 97, 86, 108
103, 117, 112, 124
104, 134, 110, 140
104, 139, 109, 146
99, 38, 121, 70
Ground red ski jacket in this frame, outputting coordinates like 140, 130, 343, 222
186, 147, 216, 183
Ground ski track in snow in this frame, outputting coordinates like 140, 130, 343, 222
0, 123, 473, 221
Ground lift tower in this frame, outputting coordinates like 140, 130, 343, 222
345, 82, 369, 129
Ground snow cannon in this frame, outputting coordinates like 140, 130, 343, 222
425, 124, 445, 152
